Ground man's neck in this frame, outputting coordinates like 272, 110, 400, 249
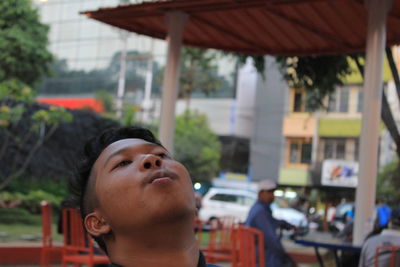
258, 199, 271, 206
107, 219, 199, 267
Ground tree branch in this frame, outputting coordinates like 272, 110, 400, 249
353, 54, 400, 158
0, 124, 58, 190
0, 130, 11, 160
385, 47, 400, 103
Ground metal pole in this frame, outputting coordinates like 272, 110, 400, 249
116, 31, 128, 118
353, 0, 391, 245
142, 40, 154, 123
158, 12, 188, 153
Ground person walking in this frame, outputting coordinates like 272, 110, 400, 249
245, 180, 295, 267
376, 199, 392, 230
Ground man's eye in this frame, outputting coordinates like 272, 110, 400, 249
115, 160, 132, 169
157, 153, 169, 158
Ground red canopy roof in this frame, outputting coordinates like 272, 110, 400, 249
81, 0, 400, 56
37, 98, 104, 113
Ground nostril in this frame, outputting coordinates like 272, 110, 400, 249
155, 159, 161, 167
144, 162, 151, 169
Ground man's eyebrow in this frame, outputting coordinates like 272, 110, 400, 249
103, 143, 160, 168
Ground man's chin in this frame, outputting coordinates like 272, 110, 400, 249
150, 203, 195, 224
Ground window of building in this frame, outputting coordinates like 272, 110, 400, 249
339, 87, 349, 112
288, 139, 312, 165
300, 143, 312, 163
323, 139, 346, 160
357, 90, 363, 113
290, 143, 299, 163
293, 92, 303, 112
292, 90, 311, 112
328, 87, 349, 113
354, 139, 359, 161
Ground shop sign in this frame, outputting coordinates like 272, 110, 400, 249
321, 159, 358, 187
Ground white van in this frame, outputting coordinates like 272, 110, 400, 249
199, 187, 256, 222
198, 187, 308, 229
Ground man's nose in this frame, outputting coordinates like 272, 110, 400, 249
140, 154, 162, 170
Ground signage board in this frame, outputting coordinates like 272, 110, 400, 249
321, 159, 358, 187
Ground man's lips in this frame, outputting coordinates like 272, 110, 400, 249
145, 169, 178, 184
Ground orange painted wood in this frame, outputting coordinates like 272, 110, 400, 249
0, 246, 62, 265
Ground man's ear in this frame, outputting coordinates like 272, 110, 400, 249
84, 211, 111, 236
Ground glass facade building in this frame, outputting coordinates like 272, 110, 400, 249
34, 0, 168, 97
34, 0, 235, 98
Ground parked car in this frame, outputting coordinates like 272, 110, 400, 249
271, 201, 308, 230
198, 187, 255, 223
198, 187, 308, 230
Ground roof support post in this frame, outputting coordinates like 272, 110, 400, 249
353, 0, 391, 245
116, 31, 128, 118
159, 12, 188, 153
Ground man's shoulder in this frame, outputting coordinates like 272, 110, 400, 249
381, 229, 400, 239
364, 230, 400, 248
250, 201, 264, 209
247, 201, 262, 214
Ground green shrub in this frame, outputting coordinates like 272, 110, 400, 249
95, 90, 114, 113
0, 190, 62, 214
0, 191, 23, 208
19, 190, 62, 214
8, 178, 69, 197
0, 207, 41, 225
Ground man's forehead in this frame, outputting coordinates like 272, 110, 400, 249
97, 138, 159, 163
107, 138, 155, 151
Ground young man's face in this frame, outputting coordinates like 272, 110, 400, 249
90, 138, 196, 235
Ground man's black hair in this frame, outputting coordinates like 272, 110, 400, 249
72, 126, 162, 253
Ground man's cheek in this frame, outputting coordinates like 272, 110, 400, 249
100, 182, 131, 208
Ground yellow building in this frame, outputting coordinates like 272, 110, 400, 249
279, 59, 393, 187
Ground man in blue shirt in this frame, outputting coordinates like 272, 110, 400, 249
245, 180, 295, 267
376, 199, 391, 229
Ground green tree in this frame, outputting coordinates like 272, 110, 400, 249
94, 90, 114, 113
179, 47, 222, 109
174, 111, 221, 183
0, 0, 53, 88
275, 55, 353, 110
376, 160, 400, 205
0, 0, 73, 190
0, 84, 73, 190
234, 54, 353, 111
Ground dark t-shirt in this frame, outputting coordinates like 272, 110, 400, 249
109, 251, 220, 267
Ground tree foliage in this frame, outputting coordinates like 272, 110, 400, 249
174, 111, 221, 183
0, 0, 76, 190
275, 55, 353, 110
179, 47, 222, 108
234, 54, 354, 110
0, 85, 73, 190
376, 160, 400, 205
0, 0, 53, 87
0, 97, 119, 191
